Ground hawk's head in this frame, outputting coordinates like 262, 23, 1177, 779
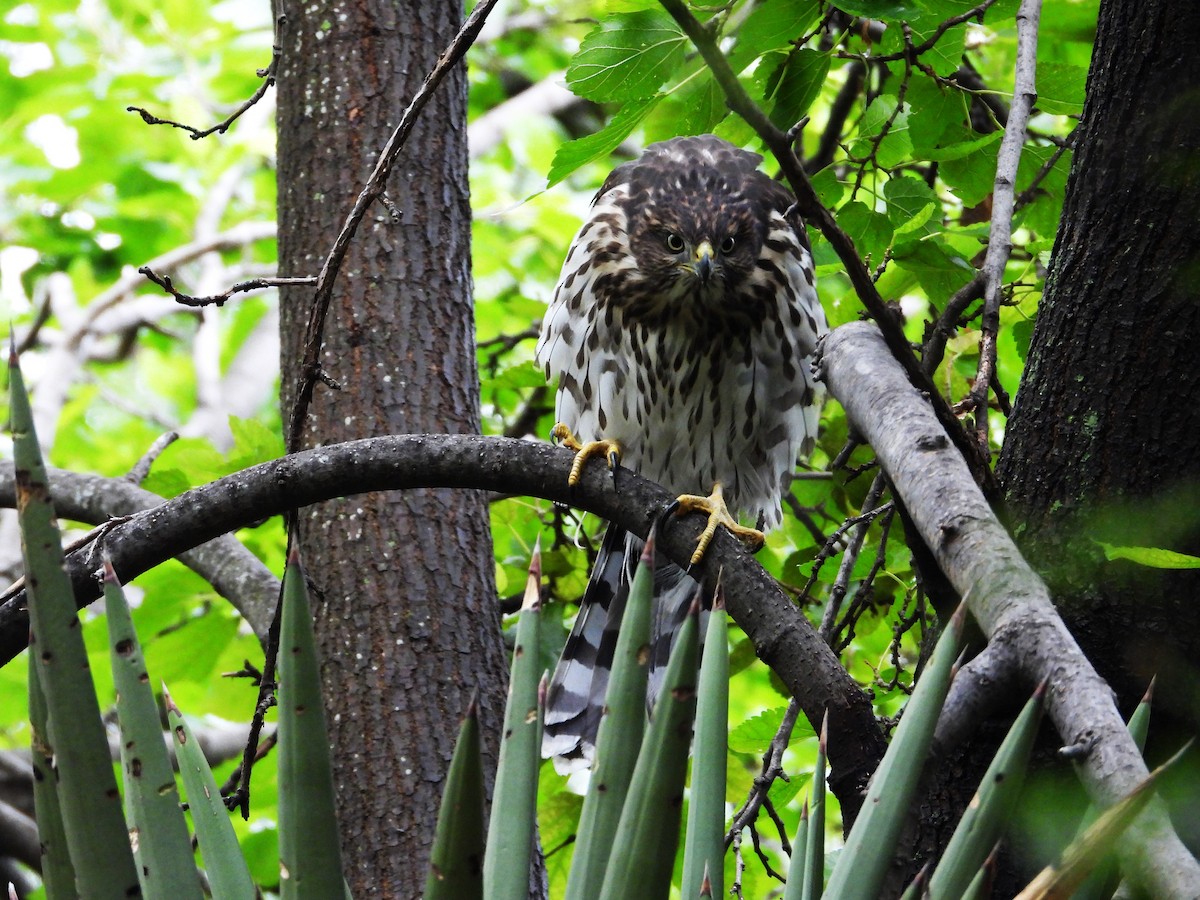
609, 136, 791, 314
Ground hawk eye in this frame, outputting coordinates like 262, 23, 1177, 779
664, 232, 685, 253
720, 236, 736, 253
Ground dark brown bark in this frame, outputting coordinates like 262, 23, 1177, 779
974, 0, 1200, 889
274, 2, 508, 895
997, 0, 1200, 702
995, 0, 1200, 837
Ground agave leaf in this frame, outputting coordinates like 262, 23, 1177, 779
483, 546, 545, 900
598, 594, 700, 900
565, 529, 658, 900
167, 686, 257, 900
105, 562, 203, 899
824, 604, 967, 900
927, 681, 1046, 899
424, 694, 486, 900
897, 863, 930, 900
28, 649, 75, 898
278, 549, 347, 898
801, 712, 828, 900
960, 847, 998, 900
682, 586, 728, 899
10, 345, 139, 898
783, 801, 811, 900
1014, 741, 1191, 900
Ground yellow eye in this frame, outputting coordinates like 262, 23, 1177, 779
720, 236, 736, 253
665, 233, 685, 252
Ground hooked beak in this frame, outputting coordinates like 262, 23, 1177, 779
693, 240, 714, 285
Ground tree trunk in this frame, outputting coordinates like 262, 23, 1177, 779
989, 0, 1200, 883
996, 0, 1200, 744
275, 2, 508, 896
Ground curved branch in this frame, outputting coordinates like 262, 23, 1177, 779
0, 469, 279, 638
0, 435, 884, 819
820, 321, 1200, 898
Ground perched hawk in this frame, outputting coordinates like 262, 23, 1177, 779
536, 135, 827, 770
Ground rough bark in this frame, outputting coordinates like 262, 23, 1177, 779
274, 2, 508, 895
995, 0, 1200, 862
0, 436, 886, 822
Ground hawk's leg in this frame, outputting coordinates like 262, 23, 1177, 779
551, 423, 622, 486
672, 482, 765, 565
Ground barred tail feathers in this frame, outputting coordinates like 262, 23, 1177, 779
542, 525, 701, 773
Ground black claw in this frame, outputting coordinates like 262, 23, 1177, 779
657, 500, 680, 532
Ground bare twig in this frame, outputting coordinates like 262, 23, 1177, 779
285, 0, 503, 453
725, 699, 801, 849
126, 15, 284, 140
124, 431, 180, 485
137, 269, 316, 308
821, 472, 889, 643
969, 0, 1042, 455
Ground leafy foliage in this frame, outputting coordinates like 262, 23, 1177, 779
0, 0, 1111, 894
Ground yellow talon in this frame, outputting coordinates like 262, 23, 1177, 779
551, 423, 622, 486
673, 482, 765, 565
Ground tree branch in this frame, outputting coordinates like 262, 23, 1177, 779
0, 435, 884, 819
0, 468, 279, 638
969, 0, 1042, 454
820, 321, 1200, 898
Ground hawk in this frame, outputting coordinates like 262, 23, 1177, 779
536, 134, 827, 770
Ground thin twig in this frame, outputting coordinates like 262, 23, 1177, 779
126, 15, 284, 140
124, 431, 180, 486
725, 699, 801, 850
284, 0, 503, 454
969, 0, 1042, 455
820, 472, 889, 643
137, 269, 317, 308
1014, 128, 1076, 211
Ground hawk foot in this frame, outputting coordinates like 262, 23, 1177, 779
551, 423, 622, 486
672, 482, 764, 565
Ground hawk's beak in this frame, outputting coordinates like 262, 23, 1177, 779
694, 241, 714, 285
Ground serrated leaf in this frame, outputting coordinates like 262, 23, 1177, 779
566, 11, 686, 102
922, 130, 1002, 162
1036, 62, 1088, 115
765, 49, 831, 130
835, 0, 925, 20
1096, 542, 1200, 570
546, 97, 661, 187
730, 0, 822, 69
728, 706, 815, 755
851, 95, 912, 168
838, 200, 895, 261
884, 175, 939, 234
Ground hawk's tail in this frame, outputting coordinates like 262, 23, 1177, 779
542, 524, 698, 774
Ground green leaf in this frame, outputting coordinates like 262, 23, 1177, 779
765, 49, 832, 130
838, 200, 895, 262
884, 175, 939, 234
1037, 63, 1088, 115
851, 95, 912, 168
835, 0, 925, 19
547, 97, 661, 187
730, 0, 822, 69
729, 706, 788, 755
566, 11, 686, 102
1096, 542, 1200, 570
